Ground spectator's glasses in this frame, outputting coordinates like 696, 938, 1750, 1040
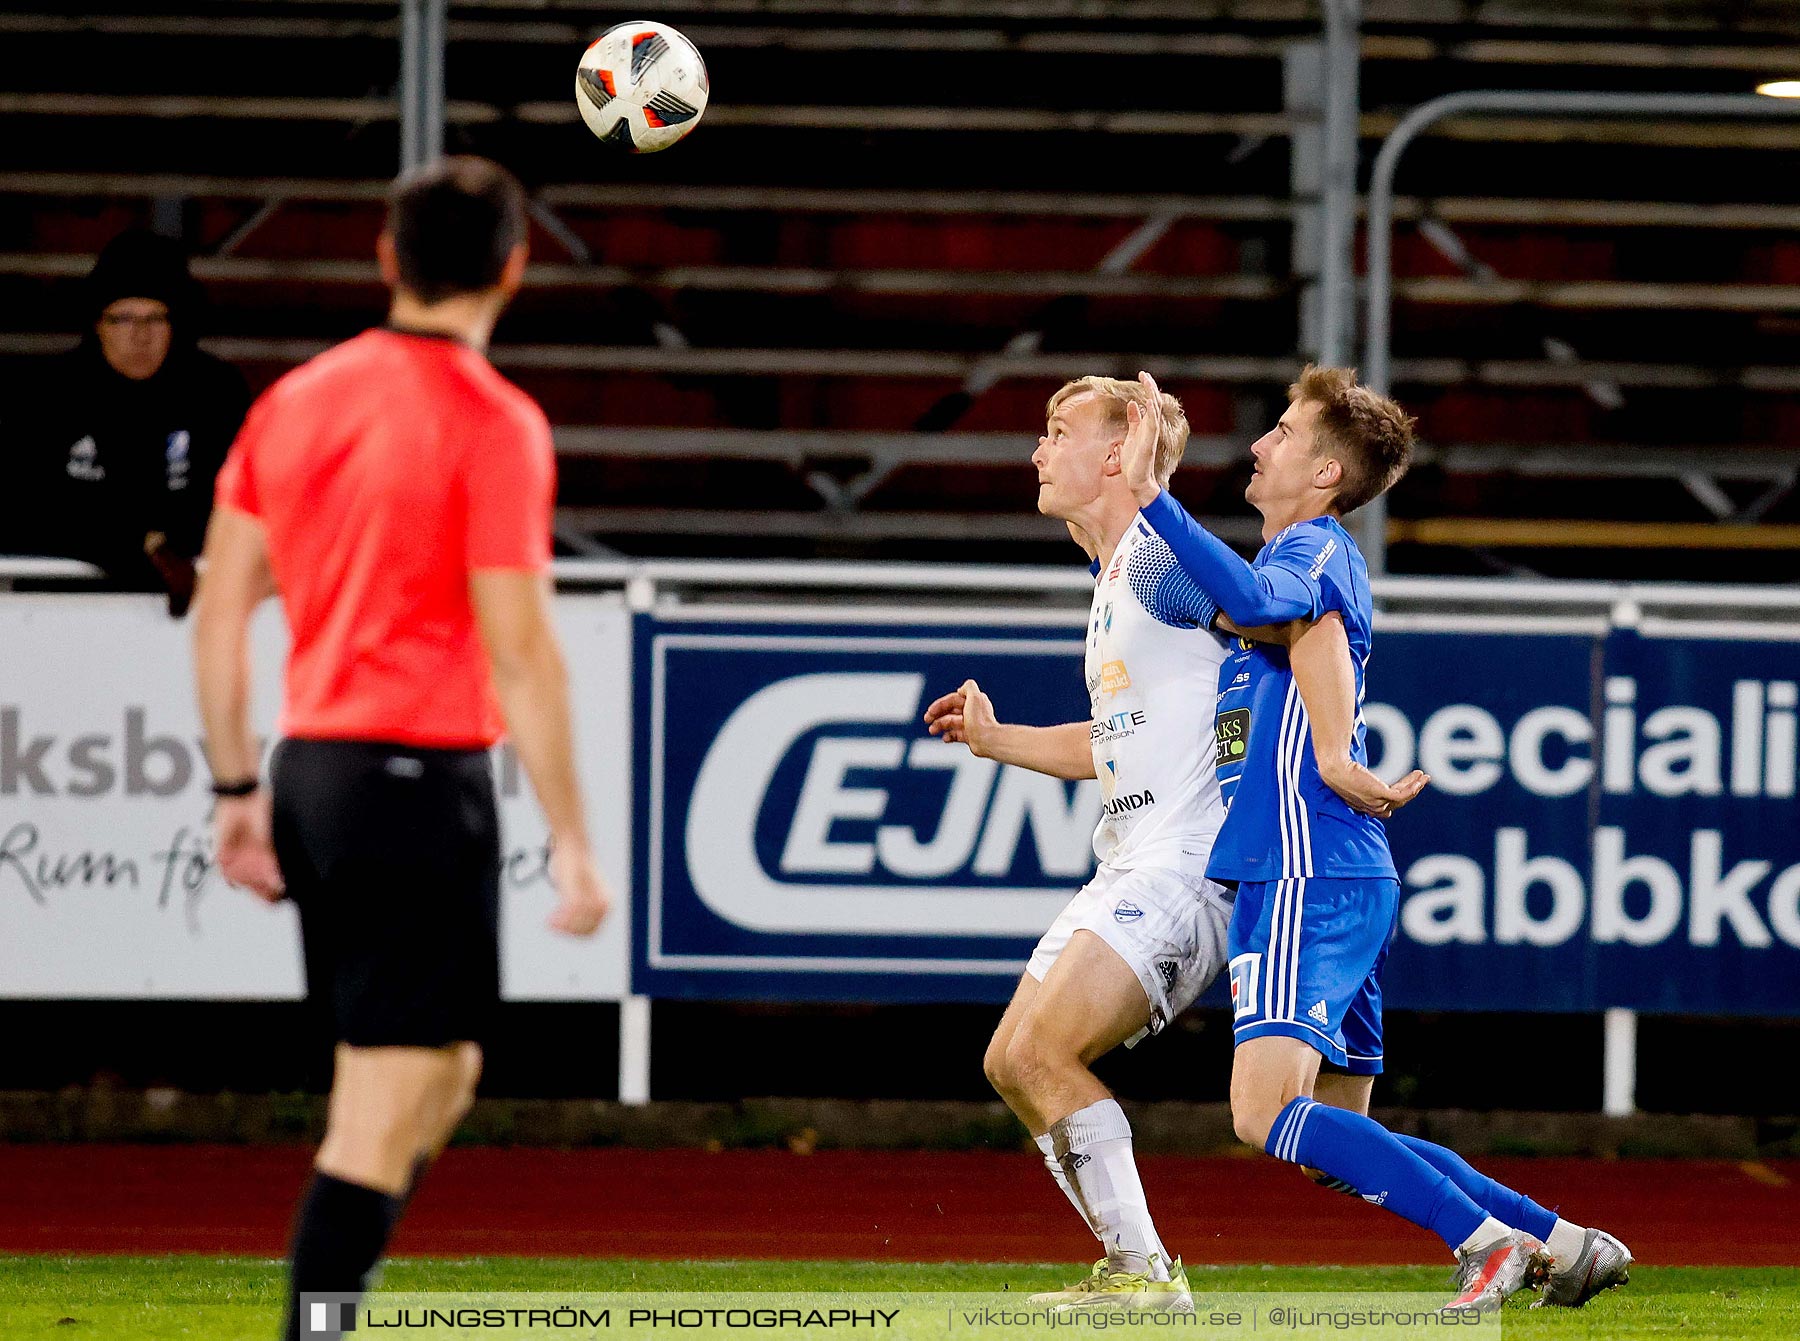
99, 311, 171, 330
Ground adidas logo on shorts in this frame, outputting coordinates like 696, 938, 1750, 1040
1307, 1000, 1329, 1025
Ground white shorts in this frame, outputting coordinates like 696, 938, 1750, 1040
1025, 864, 1234, 1043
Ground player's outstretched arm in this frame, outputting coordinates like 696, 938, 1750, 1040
1117, 372, 1319, 628
1289, 612, 1429, 820
923, 679, 1096, 780
471, 569, 610, 937
1136, 486, 1318, 628
192, 503, 284, 902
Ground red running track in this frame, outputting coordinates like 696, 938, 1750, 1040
0, 1145, 1794, 1265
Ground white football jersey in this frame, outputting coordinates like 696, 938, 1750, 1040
1084, 512, 1229, 873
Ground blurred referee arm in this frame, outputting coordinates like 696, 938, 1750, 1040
471, 570, 611, 936
192, 503, 285, 901
923, 681, 1095, 781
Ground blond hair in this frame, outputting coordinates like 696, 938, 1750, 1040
1288, 365, 1416, 514
1046, 375, 1189, 486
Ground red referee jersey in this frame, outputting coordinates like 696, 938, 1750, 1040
215, 327, 554, 749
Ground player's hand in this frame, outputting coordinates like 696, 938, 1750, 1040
1119, 371, 1165, 507
548, 842, 611, 937
213, 790, 284, 903
1319, 761, 1431, 820
923, 678, 1000, 757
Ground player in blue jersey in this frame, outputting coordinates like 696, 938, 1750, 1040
1120, 366, 1631, 1312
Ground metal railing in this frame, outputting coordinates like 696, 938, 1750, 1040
8, 555, 1800, 616
1357, 89, 1800, 574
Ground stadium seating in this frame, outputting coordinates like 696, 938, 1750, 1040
4, 0, 1799, 575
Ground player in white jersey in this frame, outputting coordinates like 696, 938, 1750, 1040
926, 377, 1228, 1310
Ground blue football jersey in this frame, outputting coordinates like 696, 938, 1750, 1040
1136, 492, 1396, 884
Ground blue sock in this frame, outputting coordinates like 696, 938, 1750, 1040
1266, 1098, 1488, 1252
1394, 1134, 1558, 1243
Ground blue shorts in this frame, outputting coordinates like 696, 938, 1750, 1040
1225, 877, 1399, 1075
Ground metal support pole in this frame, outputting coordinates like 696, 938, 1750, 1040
1319, 0, 1370, 561
618, 570, 654, 1107
618, 995, 652, 1105
399, 0, 447, 174
421, 0, 445, 164
1318, 0, 1360, 368
1602, 1007, 1637, 1117
399, 0, 420, 171
1284, 41, 1324, 359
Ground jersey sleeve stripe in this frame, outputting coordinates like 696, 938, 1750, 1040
1278, 680, 1304, 879
1277, 678, 1316, 881
1294, 698, 1314, 877
1275, 683, 1295, 878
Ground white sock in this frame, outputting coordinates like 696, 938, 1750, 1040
1456, 1215, 1512, 1256
1546, 1218, 1589, 1272
1035, 1131, 1103, 1242
1048, 1098, 1171, 1280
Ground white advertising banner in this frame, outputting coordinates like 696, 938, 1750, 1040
0, 594, 631, 1001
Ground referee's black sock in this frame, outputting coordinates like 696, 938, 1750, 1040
281, 1170, 403, 1341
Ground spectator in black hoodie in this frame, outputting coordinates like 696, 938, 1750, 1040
20, 229, 249, 615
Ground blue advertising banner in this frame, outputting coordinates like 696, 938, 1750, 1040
1376, 628, 1800, 1013
632, 611, 1800, 1014
632, 615, 1096, 1001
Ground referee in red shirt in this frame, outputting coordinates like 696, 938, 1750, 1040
191, 157, 609, 1341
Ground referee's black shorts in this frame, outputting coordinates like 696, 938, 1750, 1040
271, 737, 501, 1048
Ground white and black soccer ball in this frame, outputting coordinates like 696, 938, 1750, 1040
574, 21, 708, 153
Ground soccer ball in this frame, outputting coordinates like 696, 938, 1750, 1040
574, 21, 709, 153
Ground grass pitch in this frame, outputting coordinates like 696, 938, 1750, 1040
0, 1257, 1794, 1340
